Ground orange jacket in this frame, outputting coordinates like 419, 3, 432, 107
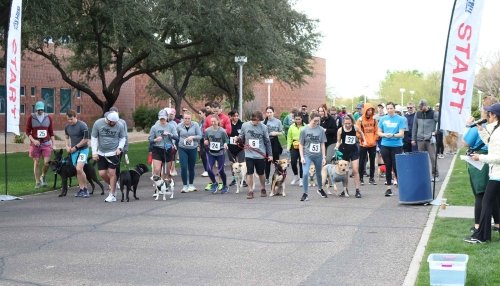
356, 103, 379, 147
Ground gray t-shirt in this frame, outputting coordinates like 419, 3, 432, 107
177, 122, 202, 150
265, 117, 283, 138
149, 122, 177, 149
299, 125, 327, 158
239, 122, 272, 159
91, 118, 126, 153
204, 127, 229, 156
119, 119, 129, 151
65, 120, 89, 148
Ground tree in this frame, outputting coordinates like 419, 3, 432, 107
21, 0, 212, 113
147, 0, 321, 113
378, 70, 441, 106
475, 52, 500, 98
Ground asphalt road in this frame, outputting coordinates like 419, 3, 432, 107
0, 154, 451, 286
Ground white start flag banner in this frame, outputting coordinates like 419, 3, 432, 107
6, 0, 23, 135
441, 0, 484, 134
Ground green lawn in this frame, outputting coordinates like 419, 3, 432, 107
416, 148, 500, 285
0, 142, 151, 197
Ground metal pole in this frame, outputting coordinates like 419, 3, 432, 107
238, 64, 243, 118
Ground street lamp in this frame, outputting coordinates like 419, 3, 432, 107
264, 79, 273, 106
409, 90, 415, 102
235, 56, 247, 117
399, 88, 406, 107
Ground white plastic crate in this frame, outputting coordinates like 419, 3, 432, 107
427, 253, 469, 286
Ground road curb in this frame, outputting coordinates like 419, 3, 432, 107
402, 153, 458, 285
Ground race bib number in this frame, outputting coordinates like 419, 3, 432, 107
309, 143, 320, 153
77, 153, 87, 163
229, 137, 237, 145
184, 139, 193, 146
249, 139, 260, 149
210, 142, 221, 151
37, 130, 47, 138
345, 135, 356, 145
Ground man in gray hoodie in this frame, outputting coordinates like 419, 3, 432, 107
411, 99, 440, 181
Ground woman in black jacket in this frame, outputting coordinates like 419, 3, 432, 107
319, 104, 338, 162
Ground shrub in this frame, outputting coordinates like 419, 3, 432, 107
13, 133, 26, 144
133, 105, 161, 130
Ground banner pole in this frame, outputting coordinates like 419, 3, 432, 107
434, 0, 458, 200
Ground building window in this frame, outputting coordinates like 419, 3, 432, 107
31, 87, 36, 97
76, 105, 81, 114
41, 88, 55, 114
0, 85, 5, 113
21, 86, 25, 96
20, 104, 25, 114
60, 88, 71, 113
76, 90, 81, 98
31, 105, 35, 113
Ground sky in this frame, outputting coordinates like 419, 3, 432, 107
295, 0, 500, 99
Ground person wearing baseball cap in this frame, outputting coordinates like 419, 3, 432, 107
26, 101, 56, 189
466, 102, 500, 244
149, 109, 178, 185
91, 111, 126, 203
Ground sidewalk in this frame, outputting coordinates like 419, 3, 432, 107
0, 131, 149, 153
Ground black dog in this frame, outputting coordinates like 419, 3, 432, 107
48, 149, 105, 197
120, 163, 149, 202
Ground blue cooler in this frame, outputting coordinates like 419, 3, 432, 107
395, 152, 432, 204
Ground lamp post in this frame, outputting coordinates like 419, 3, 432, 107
235, 56, 247, 117
409, 90, 415, 102
399, 88, 406, 107
264, 79, 273, 106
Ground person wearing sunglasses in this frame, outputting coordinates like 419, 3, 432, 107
403, 102, 417, 153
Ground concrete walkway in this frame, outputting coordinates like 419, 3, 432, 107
0, 143, 470, 285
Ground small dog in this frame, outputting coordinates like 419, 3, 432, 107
151, 175, 174, 200
445, 131, 459, 154
270, 159, 289, 197
308, 165, 317, 187
48, 149, 105, 197
120, 163, 149, 202
321, 160, 349, 196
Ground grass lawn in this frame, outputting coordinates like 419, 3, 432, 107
416, 148, 500, 285
0, 142, 151, 197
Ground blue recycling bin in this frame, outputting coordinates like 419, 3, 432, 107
395, 152, 432, 204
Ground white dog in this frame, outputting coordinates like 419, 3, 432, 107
232, 162, 247, 194
151, 175, 174, 200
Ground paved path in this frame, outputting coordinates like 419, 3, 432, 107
0, 151, 455, 286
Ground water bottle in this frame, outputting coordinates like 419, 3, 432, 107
125, 153, 130, 165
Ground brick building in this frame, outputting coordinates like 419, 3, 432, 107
1, 51, 325, 132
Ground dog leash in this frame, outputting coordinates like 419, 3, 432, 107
235, 141, 271, 161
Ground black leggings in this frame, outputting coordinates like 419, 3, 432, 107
474, 192, 500, 225
289, 148, 303, 178
380, 146, 402, 186
475, 180, 500, 241
265, 138, 282, 179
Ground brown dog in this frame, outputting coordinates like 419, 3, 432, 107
321, 160, 349, 196
270, 159, 289, 197
445, 131, 459, 154
308, 165, 317, 187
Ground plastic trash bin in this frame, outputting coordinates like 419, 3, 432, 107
427, 253, 469, 286
395, 152, 432, 204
